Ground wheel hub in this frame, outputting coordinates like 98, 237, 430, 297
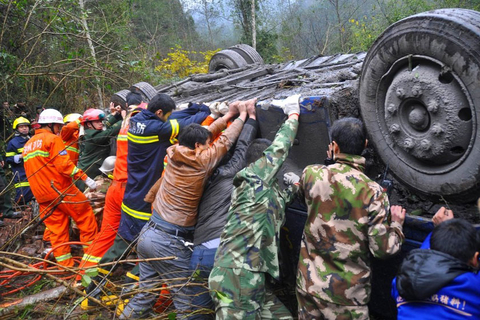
407, 104, 429, 131
383, 58, 473, 167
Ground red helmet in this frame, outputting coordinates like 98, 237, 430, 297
82, 108, 105, 123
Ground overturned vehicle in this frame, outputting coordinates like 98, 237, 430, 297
115, 8, 480, 319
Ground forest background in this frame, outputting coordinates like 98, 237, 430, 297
1, 0, 479, 113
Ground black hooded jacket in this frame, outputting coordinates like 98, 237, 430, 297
396, 248, 473, 301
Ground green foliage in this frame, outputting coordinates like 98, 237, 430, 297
231, 0, 259, 42
129, 0, 199, 54
0, 0, 199, 110
379, 0, 434, 24
348, 16, 384, 52
0, 51, 17, 80
18, 304, 34, 319
80, 268, 98, 287
271, 47, 295, 63
348, 0, 480, 52
3, 0, 480, 112
255, 30, 278, 63
214, 290, 233, 303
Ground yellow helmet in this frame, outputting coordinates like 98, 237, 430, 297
63, 113, 82, 124
13, 117, 30, 130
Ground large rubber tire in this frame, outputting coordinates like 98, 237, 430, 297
208, 49, 248, 72
130, 82, 157, 102
359, 8, 480, 202
229, 44, 264, 64
111, 89, 129, 106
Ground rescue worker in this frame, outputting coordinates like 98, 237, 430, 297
78, 106, 123, 183
78, 91, 146, 282
0, 102, 18, 226
189, 99, 258, 313
23, 108, 98, 268
43, 112, 82, 243
84, 155, 115, 226
83, 93, 210, 308
121, 101, 247, 319
6, 117, 34, 205
61, 113, 82, 165
293, 117, 405, 320
208, 96, 301, 319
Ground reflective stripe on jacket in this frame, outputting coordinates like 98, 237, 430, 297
23, 128, 87, 203
6, 135, 29, 184
113, 124, 129, 182
60, 120, 80, 165
121, 104, 210, 220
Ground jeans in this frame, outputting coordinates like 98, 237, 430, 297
190, 245, 217, 315
190, 245, 217, 278
121, 216, 211, 319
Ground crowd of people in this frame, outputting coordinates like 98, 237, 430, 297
0, 91, 478, 319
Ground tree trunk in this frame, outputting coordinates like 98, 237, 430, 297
78, 0, 104, 109
203, 0, 214, 47
251, 0, 256, 49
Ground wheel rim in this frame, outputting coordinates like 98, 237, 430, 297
377, 55, 475, 174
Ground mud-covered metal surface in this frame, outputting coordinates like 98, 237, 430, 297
155, 52, 365, 109
360, 9, 480, 204
155, 52, 365, 187
153, 51, 479, 223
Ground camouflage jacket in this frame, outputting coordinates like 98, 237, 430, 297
214, 118, 299, 280
296, 153, 404, 306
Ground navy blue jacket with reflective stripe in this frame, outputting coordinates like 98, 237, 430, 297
6, 135, 29, 184
121, 104, 210, 220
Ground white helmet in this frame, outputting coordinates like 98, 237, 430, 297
99, 156, 116, 175
38, 109, 64, 124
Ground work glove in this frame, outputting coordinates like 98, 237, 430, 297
208, 102, 221, 119
14, 154, 23, 164
218, 101, 229, 115
283, 172, 300, 186
282, 94, 301, 116
85, 177, 97, 190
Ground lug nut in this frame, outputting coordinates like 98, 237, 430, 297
396, 88, 405, 99
387, 104, 398, 114
431, 124, 444, 136
427, 101, 439, 113
411, 85, 423, 97
390, 123, 400, 133
420, 139, 431, 151
404, 138, 415, 150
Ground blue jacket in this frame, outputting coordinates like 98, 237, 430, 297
119, 104, 209, 241
392, 233, 480, 319
6, 134, 33, 202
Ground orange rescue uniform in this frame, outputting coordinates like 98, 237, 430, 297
23, 128, 97, 267
60, 119, 81, 165
78, 123, 129, 270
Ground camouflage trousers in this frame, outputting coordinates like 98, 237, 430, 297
296, 287, 369, 320
209, 267, 292, 320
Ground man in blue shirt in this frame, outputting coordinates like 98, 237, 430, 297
392, 208, 480, 319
